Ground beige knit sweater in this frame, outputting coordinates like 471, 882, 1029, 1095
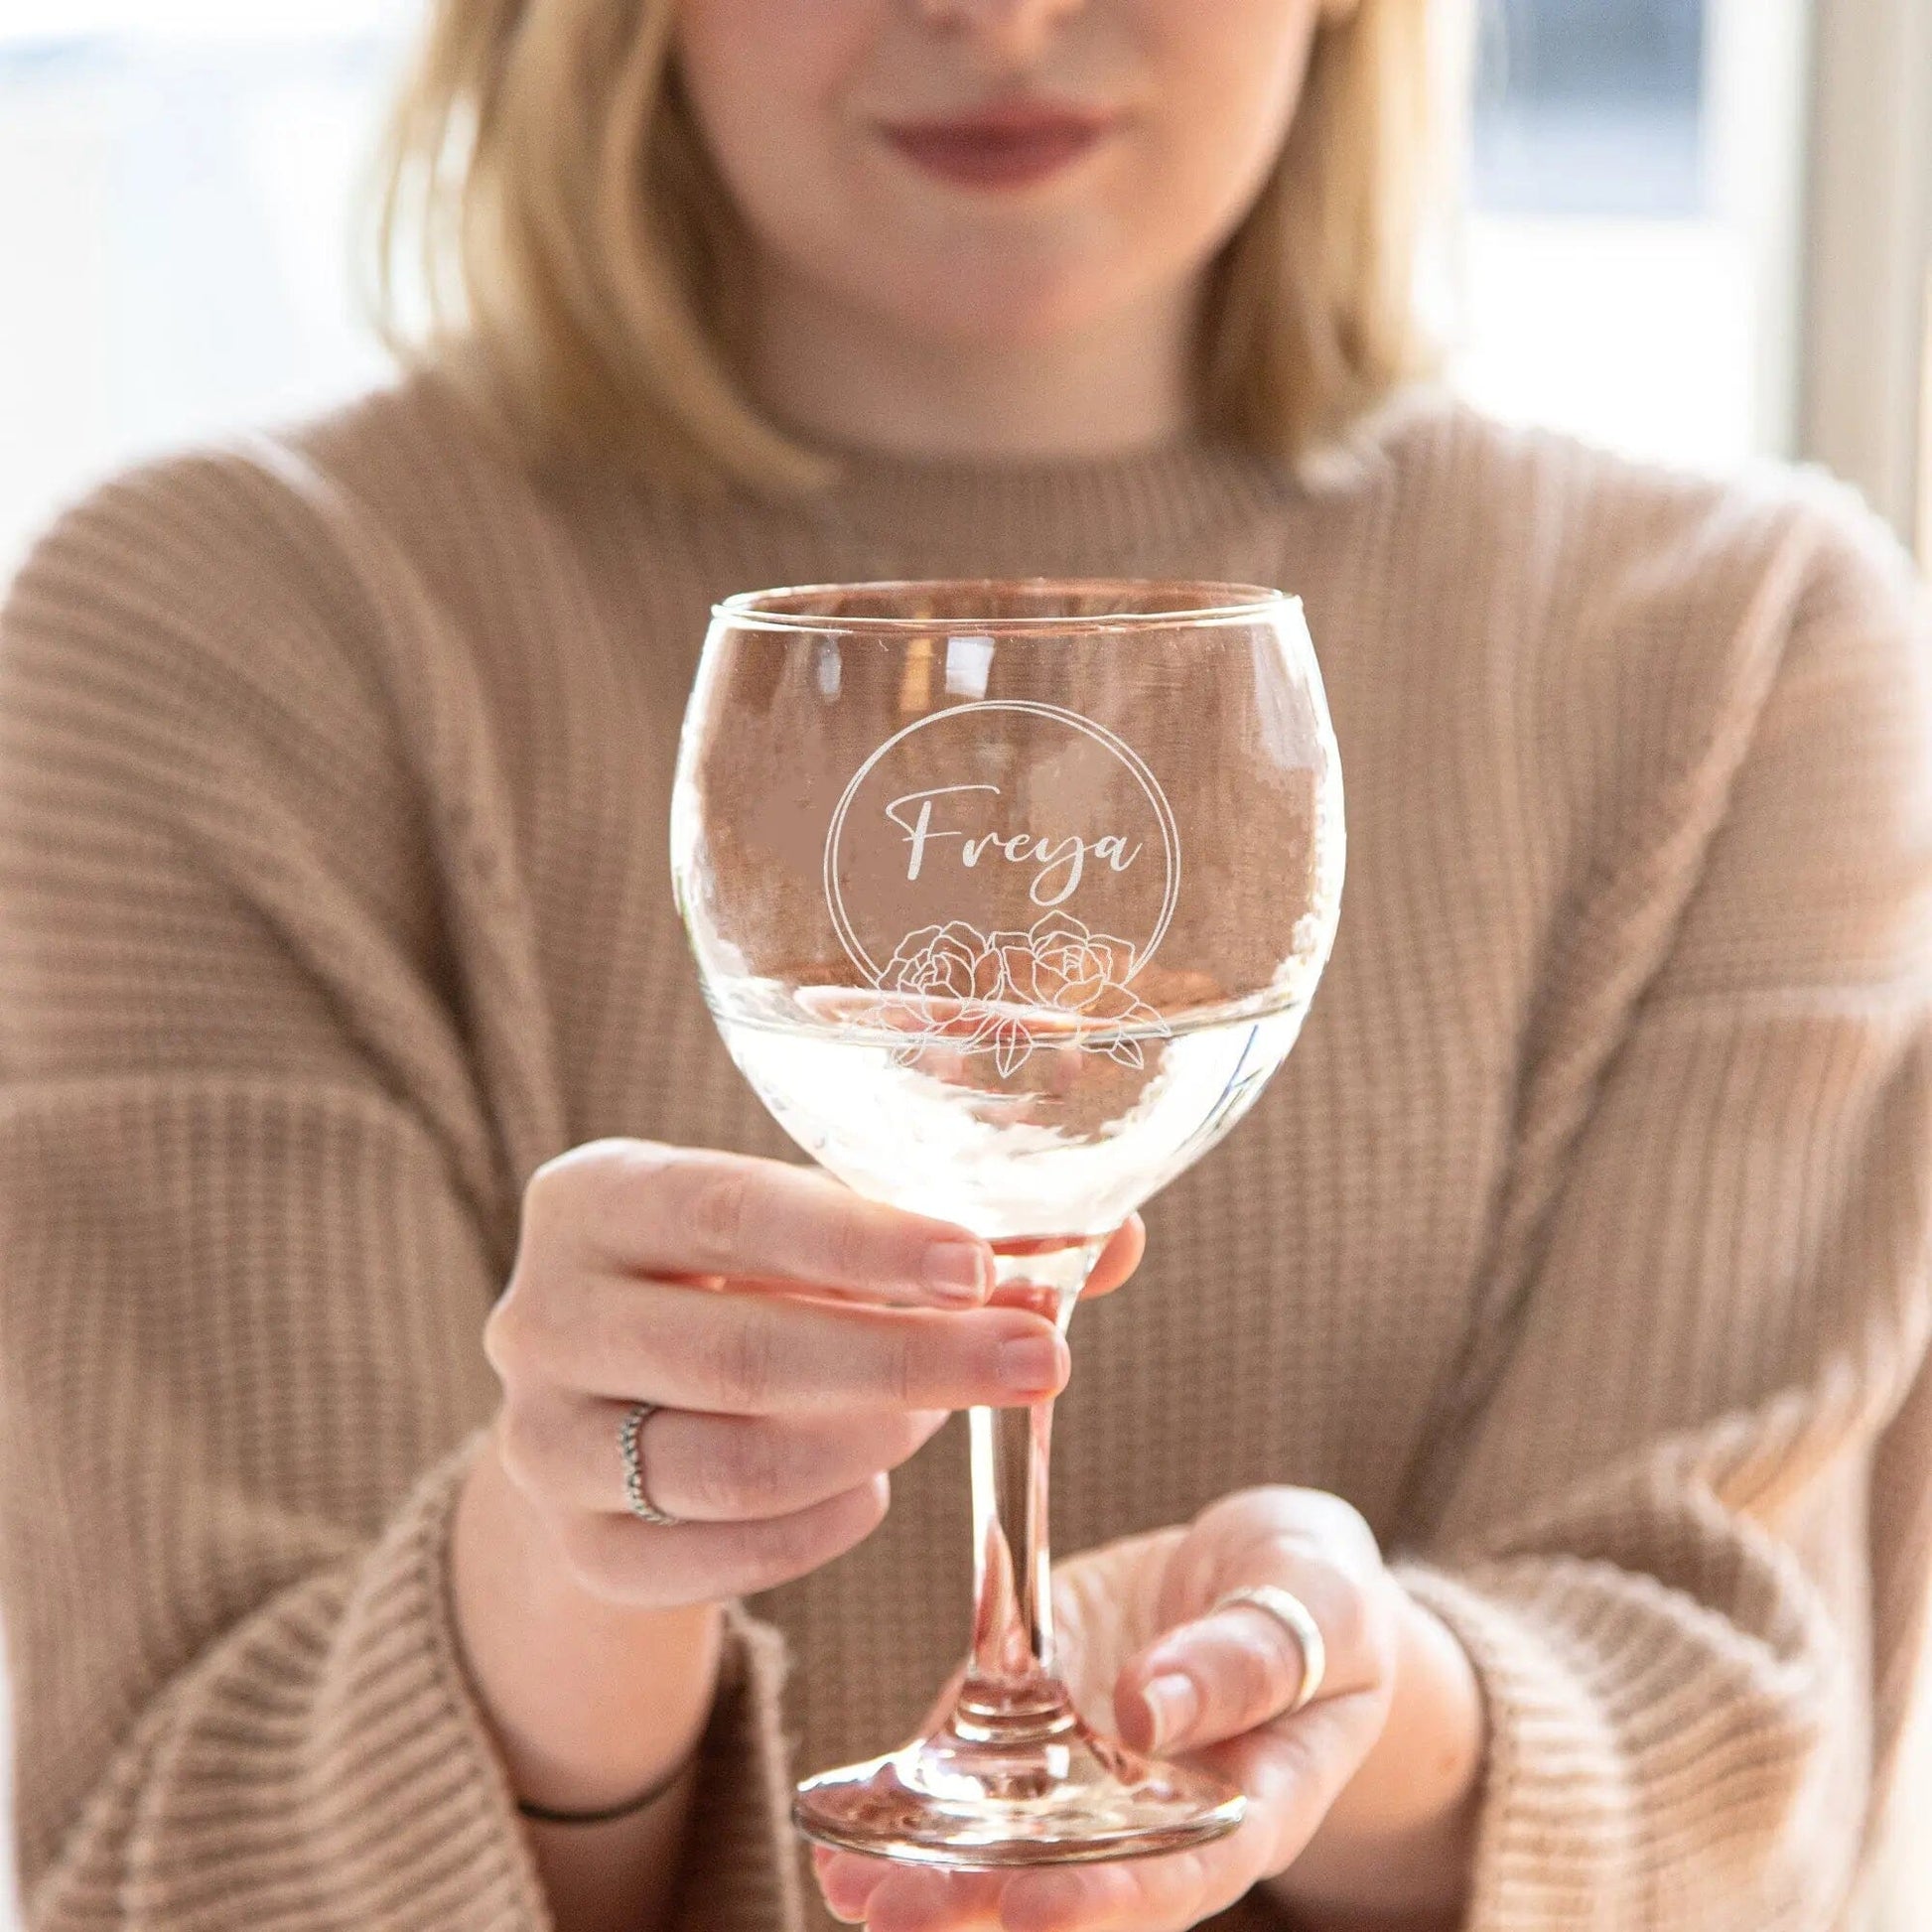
2, 371, 1930, 1932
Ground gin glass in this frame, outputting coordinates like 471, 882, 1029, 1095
669, 581, 1343, 1866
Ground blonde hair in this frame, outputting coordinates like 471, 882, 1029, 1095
372, 0, 1452, 494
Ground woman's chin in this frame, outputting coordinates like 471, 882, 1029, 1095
886, 272, 1143, 353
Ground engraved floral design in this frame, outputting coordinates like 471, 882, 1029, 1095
879, 913, 1167, 1074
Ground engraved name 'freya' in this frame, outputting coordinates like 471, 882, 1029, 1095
886, 785, 1142, 907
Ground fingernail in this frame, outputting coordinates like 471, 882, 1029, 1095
925, 1240, 990, 1303
1141, 1672, 1199, 1751
998, 1334, 1065, 1392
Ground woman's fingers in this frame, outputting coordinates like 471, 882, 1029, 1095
1114, 1531, 1389, 1756
820, 1824, 1262, 1932
500, 1393, 950, 1522
550, 1473, 894, 1607
998, 1840, 1239, 1932
816, 1827, 1258, 1932
544, 1135, 1144, 1314
727, 1212, 1145, 1307
487, 1145, 1160, 1630
492, 1272, 1069, 1414
1079, 1215, 1145, 1301
994, 1796, 1291, 1932
1114, 1596, 1325, 1755
812, 1848, 874, 1924
816, 1857, 1003, 1930
727, 1211, 1143, 1315
526, 1139, 998, 1307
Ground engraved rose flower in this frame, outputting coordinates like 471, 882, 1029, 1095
882, 921, 1005, 1006
879, 912, 1166, 1073
878, 921, 1013, 1061
995, 916, 1128, 1008
995, 913, 1165, 1067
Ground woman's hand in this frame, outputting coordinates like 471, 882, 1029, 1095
453, 1137, 1143, 1899
483, 1139, 1141, 1613
813, 1487, 1484, 1932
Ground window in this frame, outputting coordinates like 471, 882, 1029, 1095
0, 7, 403, 577
1473, 0, 1706, 216
1453, 0, 1813, 470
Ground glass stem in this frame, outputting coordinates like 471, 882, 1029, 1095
956, 1238, 1103, 1740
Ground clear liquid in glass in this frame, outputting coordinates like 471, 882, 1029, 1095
712, 983, 1309, 1239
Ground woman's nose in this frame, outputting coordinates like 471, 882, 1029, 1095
911, 0, 1091, 66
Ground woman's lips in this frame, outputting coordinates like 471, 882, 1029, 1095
877, 105, 1120, 190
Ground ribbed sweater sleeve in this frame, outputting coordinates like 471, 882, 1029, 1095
0, 455, 794, 1930
1383, 490, 1932, 1929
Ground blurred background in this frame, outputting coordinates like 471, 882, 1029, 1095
0, 0, 1927, 1919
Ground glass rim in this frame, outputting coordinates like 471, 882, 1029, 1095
711, 578, 1301, 635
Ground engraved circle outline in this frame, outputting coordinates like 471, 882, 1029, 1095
822, 699, 1181, 987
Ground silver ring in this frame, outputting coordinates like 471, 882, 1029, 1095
619, 1401, 680, 1526
1211, 1584, 1326, 1715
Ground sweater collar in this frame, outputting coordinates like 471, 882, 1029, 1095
762, 427, 1305, 567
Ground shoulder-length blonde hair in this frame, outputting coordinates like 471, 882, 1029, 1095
372, 0, 1454, 494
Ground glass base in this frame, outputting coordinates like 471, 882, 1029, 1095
793, 1681, 1245, 1868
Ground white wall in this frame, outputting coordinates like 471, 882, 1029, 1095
0, 38, 396, 581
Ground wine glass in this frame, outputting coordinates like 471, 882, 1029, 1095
669, 580, 1343, 1867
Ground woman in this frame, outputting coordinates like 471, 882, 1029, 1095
2, 1, 1928, 1928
